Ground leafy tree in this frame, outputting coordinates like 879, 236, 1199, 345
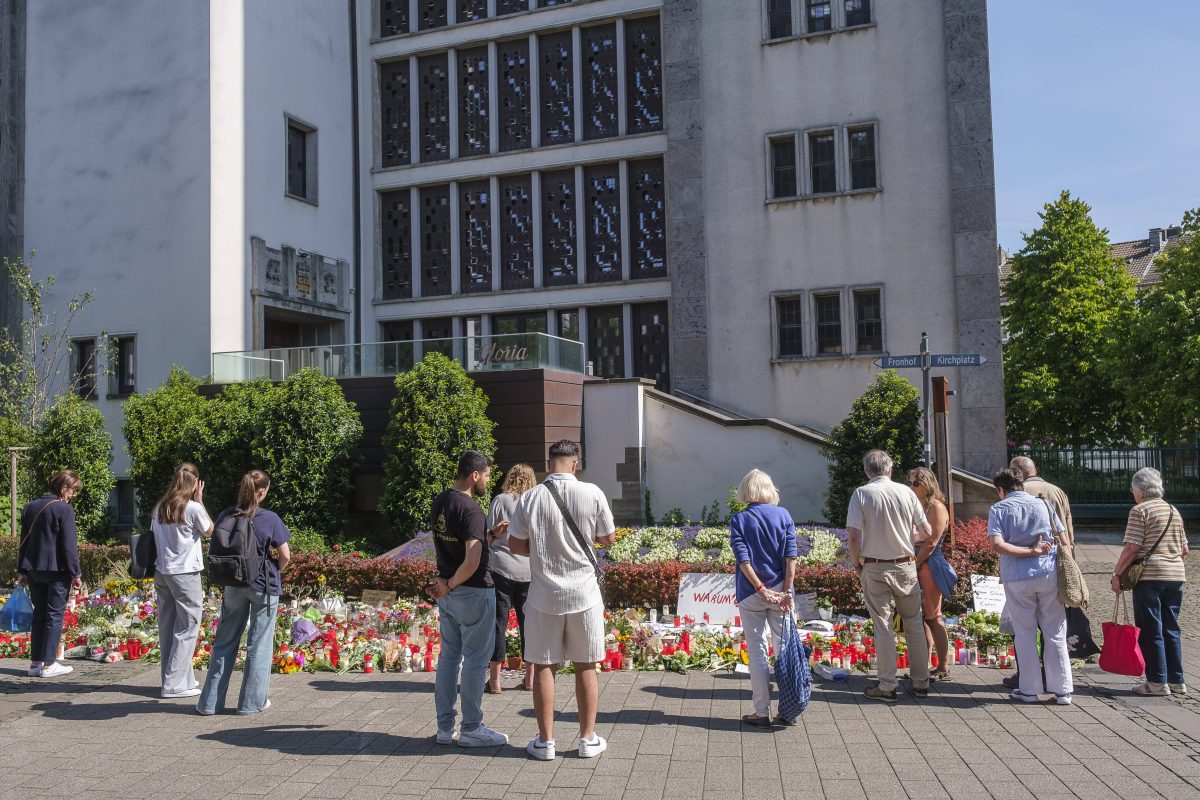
822, 371, 922, 525
1118, 209, 1200, 442
380, 353, 496, 541
26, 394, 115, 541
1002, 192, 1139, 445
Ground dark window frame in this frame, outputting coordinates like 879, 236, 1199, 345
109, 335, 136, 398
766, 0, 794, 39
844, 0, 872, 27
808, 129, 837, 195
773, 294, 805, 358
72, 338, 98, 400
768, 134, 798, 199
813, 293, 843, 355
853, 287, 884, 353
285, 116, 318, 204
806, 0, 833, 33
848, 123, 878, 191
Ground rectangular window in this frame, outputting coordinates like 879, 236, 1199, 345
500, 175, 534, 290
629, 158, 666, 279
776, 297, 804, 357
457, 47, 490, 156
854, 289, 883, 353
110, 336, 136, 396
767, 0, 793, 39
380, 320, 415, 373
809, 131, 836, 194
556, 310, 580, 341
814, 294, 842, 354
632, 302, 670, 391
72, 338, 97, 399
419, 0, 447, 30
806, 0, 832, 32
581, 24, 619, 141
457, 0, 488, 23
418, 54, 450, 163
380, 60, 411, 168
286, 121, 316, 202
539, 32, 574, 146
588, 305, 625, 378
459, 181, 492, 294
381, 190, 412, 300
498, 0, 528, 13
494, 313, 547, 335
498, 39, 532, 152
585, 164, 621, 283
541, 169, 577, 287
848, 125, 877, 190
844, 0, 871, 27
420, 185, 452, 297
770, 136, 797, 198
625, 16, 663, 134
379, 0, 409, 37
112, 480, 136, 526
421, 317, 454, 358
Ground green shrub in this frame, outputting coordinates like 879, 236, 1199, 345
662, 508, 688, 526
25, 394, 115, 541
822, 371, 923, 526
288, 527, 331, 553
125, 368, 362, 537
379, 353, 496, 541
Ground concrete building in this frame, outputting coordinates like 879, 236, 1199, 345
7, 0, 1005, 523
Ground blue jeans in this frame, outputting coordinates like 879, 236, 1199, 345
435, 585, 496, 733
27, 571, 70, 664
1132, 580, 1184, 685
197, 586, 278, 714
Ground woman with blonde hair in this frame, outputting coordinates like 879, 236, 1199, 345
729, 468, 796, 727
486, 463, 537, 692
151, 462, 213, 699
197, 470, 292, 715
907, 467, 956, 681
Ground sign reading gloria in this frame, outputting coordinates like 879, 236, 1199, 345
677, 573, 739, 624
476, 341, 530, 366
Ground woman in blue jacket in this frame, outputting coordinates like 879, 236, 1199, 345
729, 469, 796, 728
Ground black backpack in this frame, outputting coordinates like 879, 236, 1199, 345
206, 507, 265, 587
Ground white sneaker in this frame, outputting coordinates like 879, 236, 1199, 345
578, 734, 607, 758
436, 729, 456, 745
39, 662, 73, 678
526, 737, 556, 760
27, 662, 44, 677
1010, 689, 1039, 703
1170, 683, 1188, 695
161, 688, 202, 699
236, 699, 271, 715
457, 724, 509, 747
1055, 694, 1072, 706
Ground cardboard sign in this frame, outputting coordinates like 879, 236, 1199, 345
676, 573, 739, 623
360, 589, 397, 608
792, 592, 819, 621
970, 574, 1005, 615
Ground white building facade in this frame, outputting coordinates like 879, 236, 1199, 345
8, 0, 1004, 521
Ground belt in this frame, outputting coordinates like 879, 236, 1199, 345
862, 556, 915, 565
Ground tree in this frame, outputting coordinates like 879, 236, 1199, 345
822, 371, 922, 526
26, 394, 116, 541
1002, 192, 1139, 445
380, 353, 496, 541
1117, 209, 1200, 442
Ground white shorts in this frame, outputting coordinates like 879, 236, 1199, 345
523, 604, 606, 665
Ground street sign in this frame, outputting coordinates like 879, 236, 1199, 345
931, 353, 988, 367
874, 354, 922, 369
874, 353, 987, 368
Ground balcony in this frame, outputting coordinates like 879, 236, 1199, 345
211, 332, 585, 383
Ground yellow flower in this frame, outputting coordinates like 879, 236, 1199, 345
740, 650, 749, 665
317, 575, 327, 584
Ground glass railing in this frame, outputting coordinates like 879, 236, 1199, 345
211, 332, 585, 383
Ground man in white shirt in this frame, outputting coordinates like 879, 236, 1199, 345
509, 440, 616, 761
846, 449, 933, 702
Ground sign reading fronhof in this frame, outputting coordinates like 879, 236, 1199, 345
677, 573, 739, 623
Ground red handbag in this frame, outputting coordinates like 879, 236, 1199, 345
1099, 593, 1145, 677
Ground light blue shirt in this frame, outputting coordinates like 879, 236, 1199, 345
988, 491, 1062, 583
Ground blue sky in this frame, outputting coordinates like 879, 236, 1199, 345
988, 0, 1200, 250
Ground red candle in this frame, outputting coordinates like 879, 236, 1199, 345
931, 653, 939, 668
734, 615, 741, 626
364, 653, 374, 674
673, 616, 681, 628
681, 631, 691, 653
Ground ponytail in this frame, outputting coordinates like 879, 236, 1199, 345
237, 470, 270, 517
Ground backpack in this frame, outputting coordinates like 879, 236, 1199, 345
206, 507, 265, 587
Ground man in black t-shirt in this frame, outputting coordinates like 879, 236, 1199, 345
425, 451, 509, 748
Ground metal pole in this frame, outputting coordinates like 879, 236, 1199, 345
920, 332, 932, 467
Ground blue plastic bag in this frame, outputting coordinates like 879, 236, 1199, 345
0, 586, 34, 632
775, 612, 813, 722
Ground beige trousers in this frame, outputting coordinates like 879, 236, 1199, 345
862, 562, 929, 691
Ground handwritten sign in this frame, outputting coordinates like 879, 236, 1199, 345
970, 574, 1005, 615
360, 589, 397, 608
794, 592, 819, 621
677, 573, 739, 624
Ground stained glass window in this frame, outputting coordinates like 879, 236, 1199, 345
632, 302, 670, 390
585, 164, 621, 283
500, 176, 534, 290
588, 305, 625, 378
460, 181, 492, 294
542, 170, 578, 287
419, 54, 450, 162
582, 24, 619, 141
381, 190, 412, 300
539, 32, 574, 146
379, 0, 409, 37
498, 40, 532, 152
419, 0, 448, 30
457, 0, 488, 23
628, 158, 666, 279
625, 16, 663, 133
420, 186, 452, 297
458, 47, 490, 156
380, 60, 410, 168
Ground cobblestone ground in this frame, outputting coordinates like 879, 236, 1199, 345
1, 537, 1199, 800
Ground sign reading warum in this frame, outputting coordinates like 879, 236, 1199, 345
676, 573, 739, 623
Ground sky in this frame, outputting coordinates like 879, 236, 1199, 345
988, 0, 1200, 250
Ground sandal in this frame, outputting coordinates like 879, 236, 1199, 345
484, 682, 502, 695
932, 669, 950, 682
741, 714, 773, 728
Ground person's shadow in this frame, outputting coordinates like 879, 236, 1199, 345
308, 678, 434, 694
30, 697, 198, 721
196, 724, 527, 758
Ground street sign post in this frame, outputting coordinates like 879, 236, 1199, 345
873, 337, 989, 467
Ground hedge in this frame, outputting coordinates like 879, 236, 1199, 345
0, 536, 129, 589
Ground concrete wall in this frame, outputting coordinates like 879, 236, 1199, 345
23, 0, 212, 474
0, 0, 25, 337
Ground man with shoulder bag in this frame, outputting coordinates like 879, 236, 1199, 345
508, 440, 616, 761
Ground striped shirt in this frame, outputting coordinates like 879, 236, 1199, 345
1123, 498, 1187, 583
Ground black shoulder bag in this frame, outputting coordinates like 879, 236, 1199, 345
543, 479, 606, 604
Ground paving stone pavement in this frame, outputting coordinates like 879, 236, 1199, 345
2, 536, 1199, 800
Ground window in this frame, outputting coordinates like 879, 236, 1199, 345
458, 48, 490, 156
844, 0, 871, 26
541, 169, 577, 287
498, 40, 532, 152
633, 302, 670, 390
808, 131, 836, 194
500, 175, 534, 290
457, 0, 488, 23
459, 181, 492, 294
625, 16, 663, 134
767, 0, 793, 38
381, 189, 412, 300
588, 305, 625, 378
112, 480, 136, 526
419, 54, 450, 163
848, 125, 877, 190
72, 338, 97, 399
806, 0, 832, 32
286, 119, 317, 202
776, 297, 804, 357
814, 294, 842, 354
770, 136, 797, 198
380, 61, 411, 168
581, 24, 619, 141
854, 289, 883, 352
421, 317, 454, 358
539, 32, 575, 146
494, 313, 547, 334
420, 186, 452, 297
110, 336, 136, 396
556, 310, 580, 341
584, 164, 621, 283
379, 0, 409, 37
629, 158, 666, 279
